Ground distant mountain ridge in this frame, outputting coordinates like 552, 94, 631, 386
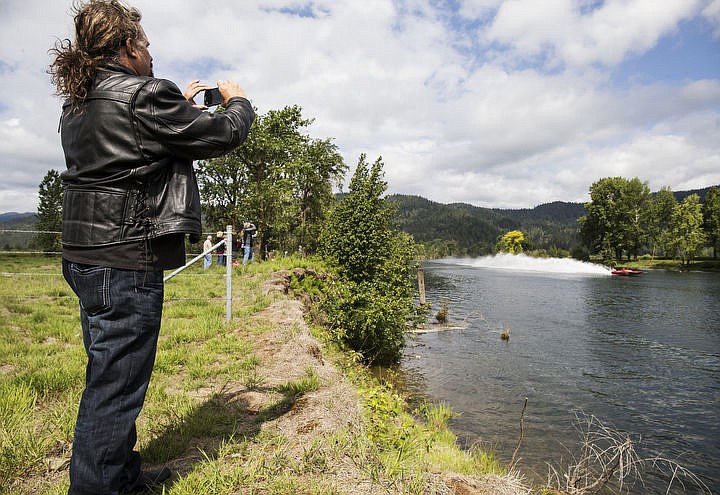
388, 195, 586, 254
0, 212, 36, 222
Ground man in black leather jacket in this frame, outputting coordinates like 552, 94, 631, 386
49, 1, 255, 493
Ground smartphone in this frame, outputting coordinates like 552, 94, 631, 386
203, 87, 223, 107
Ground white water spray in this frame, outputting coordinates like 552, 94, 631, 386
442, 253, 612, 276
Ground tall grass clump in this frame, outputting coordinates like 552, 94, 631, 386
0, 255, 85, 491
344, 375, 505, 491
0, 383, 50, 486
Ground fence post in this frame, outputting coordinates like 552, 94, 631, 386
418, 267, 426, 305
226, 225, 233, 322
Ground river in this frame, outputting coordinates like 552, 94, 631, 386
397, 255, 720, 494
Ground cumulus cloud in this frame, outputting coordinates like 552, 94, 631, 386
483, 0, 704, 67
0, 0, 718, 213
703, 0, 720, 36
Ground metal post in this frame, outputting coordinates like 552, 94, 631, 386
226, 225, 232, 322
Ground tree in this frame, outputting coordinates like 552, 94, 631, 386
579, 177, 627, 261
320, 154, 392, 282
579, 177, 650, 261
196, 105, 345, 256
703, 187, 720, 259
647, 187, 677, 258
498, 230, 525, 254
668, 194, 706, 266
34, 169, 63, 253
619, 177, 651, 260
289, 137, 346, 252
318, 155, 426, 365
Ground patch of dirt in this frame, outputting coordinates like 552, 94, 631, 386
443, 474, 533, 495
244, 297, 362, 446
220, 294, 379, 494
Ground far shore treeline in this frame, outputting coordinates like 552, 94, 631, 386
390, 182, 719, 264
6, 181, 717, 264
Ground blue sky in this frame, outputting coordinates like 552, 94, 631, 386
0, 0, 718, 213
615, 16, 720, 84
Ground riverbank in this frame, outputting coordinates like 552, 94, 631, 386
617, 257, 720, 271
1, 255, 533, 495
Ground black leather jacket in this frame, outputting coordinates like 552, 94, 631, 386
60, 63, 255, 247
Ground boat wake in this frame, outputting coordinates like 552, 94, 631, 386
439, 253, 612, 276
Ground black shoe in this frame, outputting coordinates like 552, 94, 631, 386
141, 467, 171, 486
127, 467, 172, 492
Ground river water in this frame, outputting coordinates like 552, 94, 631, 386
397, 255, 720, 494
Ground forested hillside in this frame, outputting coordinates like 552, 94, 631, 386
387, 194, 586, 256
389, 186, 717, 258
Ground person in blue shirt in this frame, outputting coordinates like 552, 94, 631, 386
241, 222, 257, 265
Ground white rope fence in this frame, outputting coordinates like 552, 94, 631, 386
0, 229, 226, 257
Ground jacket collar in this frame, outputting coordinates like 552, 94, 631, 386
98, 61, 137, 76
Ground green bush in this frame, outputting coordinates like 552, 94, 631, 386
319, 155, 427, 364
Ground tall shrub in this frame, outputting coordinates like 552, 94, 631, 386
319, 155, 426, 364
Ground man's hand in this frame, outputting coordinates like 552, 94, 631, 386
184, 79, 212, 109
217, 80, 247, 106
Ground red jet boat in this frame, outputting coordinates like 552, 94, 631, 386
611, 267, 642, 276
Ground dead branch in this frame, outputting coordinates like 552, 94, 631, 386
544, 411, 710, 495
510, 397, 528, 468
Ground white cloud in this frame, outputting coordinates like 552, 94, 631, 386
0, 0, 718, 214
0, 189, 39, 214
703, 0, 720, 36
485, 0, 704, 67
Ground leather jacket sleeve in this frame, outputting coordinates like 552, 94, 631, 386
134, 79, 254, 161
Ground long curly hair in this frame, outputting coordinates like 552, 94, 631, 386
49, 0, 142, 110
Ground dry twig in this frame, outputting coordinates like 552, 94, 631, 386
545, 411, 710, 495
510, 397, 528, 468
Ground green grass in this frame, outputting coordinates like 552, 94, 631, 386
275, 366, 321, 397
0, 253, 507, 494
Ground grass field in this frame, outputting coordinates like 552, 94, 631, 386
0, 253, 511, 495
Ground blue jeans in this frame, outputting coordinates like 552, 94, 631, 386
203, 254, 211, 269
62, 260, 164, 495
242, 245, 254, 265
